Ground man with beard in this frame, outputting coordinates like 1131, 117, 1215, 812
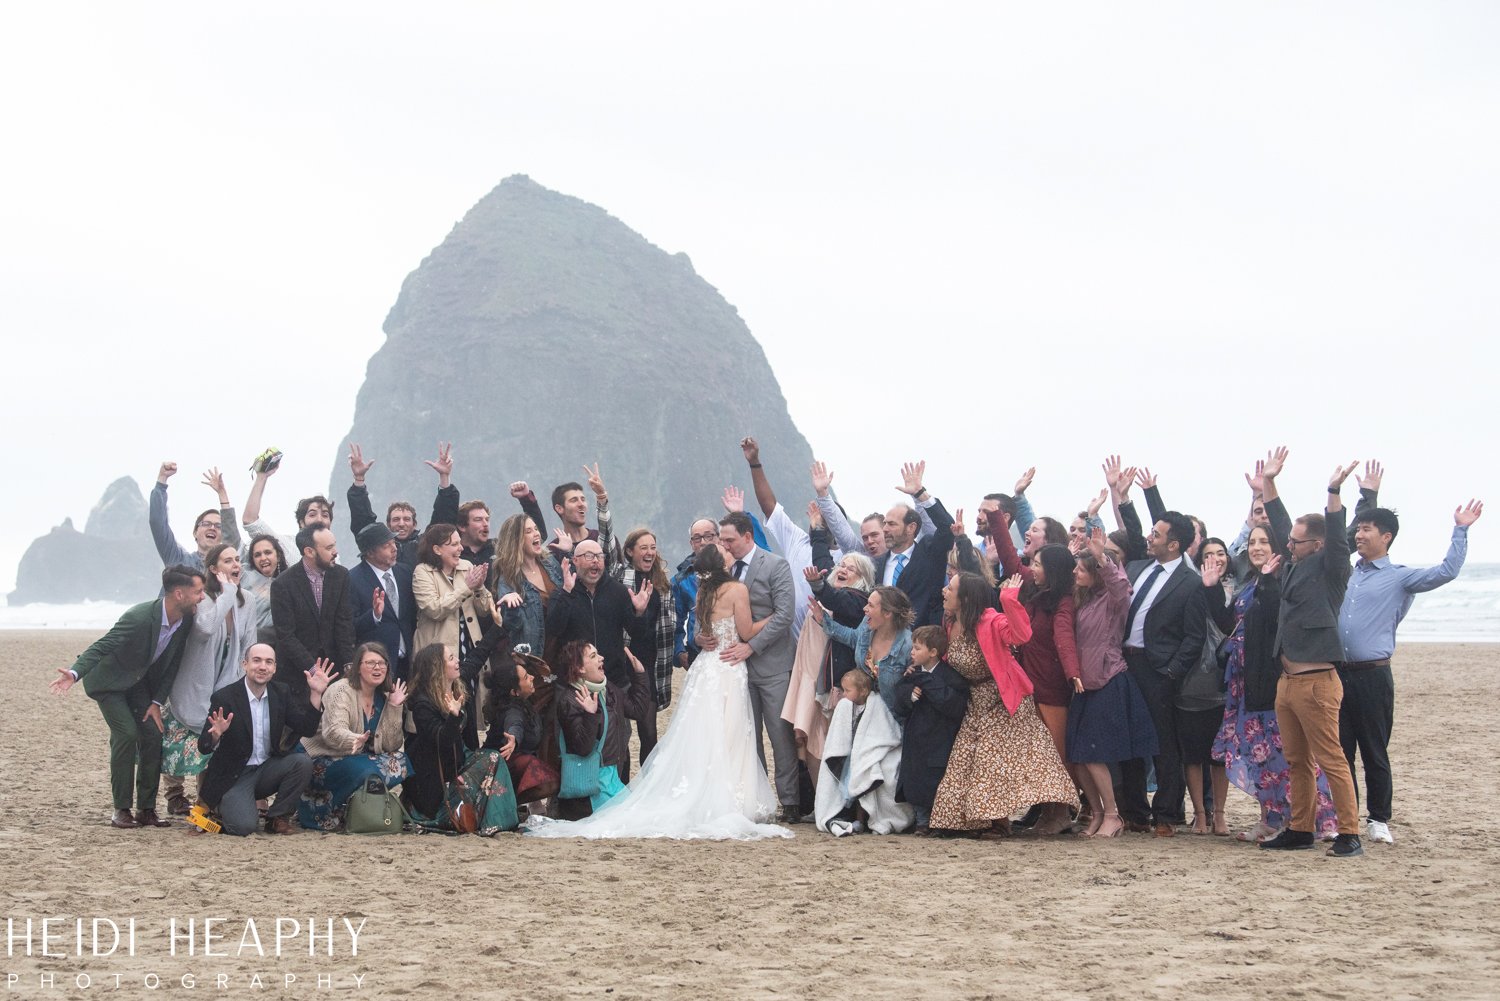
270, 522, 355, 697
671, 518, 722, 669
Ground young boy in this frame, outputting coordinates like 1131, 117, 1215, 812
892, 625, 971, 835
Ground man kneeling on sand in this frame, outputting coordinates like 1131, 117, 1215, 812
197, 644, 332, 835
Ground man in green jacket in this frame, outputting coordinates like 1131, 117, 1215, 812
50, 565, 205, 828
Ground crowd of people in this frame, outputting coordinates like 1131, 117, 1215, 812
50, 439, 1480, 856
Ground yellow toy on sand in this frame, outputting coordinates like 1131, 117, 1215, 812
186, 804, 221, 834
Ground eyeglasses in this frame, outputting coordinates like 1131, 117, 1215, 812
196, 520, 221, 530
573, 551, 605, 561
690, 533, 718, 544
1287, 538, 1317, 548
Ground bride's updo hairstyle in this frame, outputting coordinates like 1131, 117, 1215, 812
694, 544, 733, 631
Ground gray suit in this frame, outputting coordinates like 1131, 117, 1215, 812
737, 546, 799, 807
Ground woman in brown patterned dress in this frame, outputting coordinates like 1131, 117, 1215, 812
930, 572, 1080, 836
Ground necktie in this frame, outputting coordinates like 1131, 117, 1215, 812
733, 560, 747, 581
891, 552, 909, 585
1124, 564, 1164, 641
382, 570, 404, 657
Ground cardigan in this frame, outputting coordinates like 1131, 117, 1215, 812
1073, 557, 1132, 691
167, 587, 258, 732
301, 677, 406, 758
966, 587, 1034, 714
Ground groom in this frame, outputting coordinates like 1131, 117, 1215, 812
714, 511, 802, 823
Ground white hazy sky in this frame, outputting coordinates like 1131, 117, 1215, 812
2, 3, 1495, 592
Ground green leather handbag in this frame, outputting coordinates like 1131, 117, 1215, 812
346, 774, 407, 835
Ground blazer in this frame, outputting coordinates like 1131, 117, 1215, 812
891, 661, 970, 810
1266, 496, 1350, 664
739, 547, 797, 682
1124, 557, 1207, 680
350, 559, 417, 674
70, 598, 194, 703
412, 560, 497, 657
873, 499, 956, 628
197, 678, 323, 807
346, 482, 459, 569
300, 677, 406, 758
270, 562, 356, 690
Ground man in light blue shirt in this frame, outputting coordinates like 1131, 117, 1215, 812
1337, 498, 1483, 844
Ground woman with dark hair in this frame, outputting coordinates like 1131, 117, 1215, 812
403, 642, 518, 834
1179, 538, 1232, 835
240, 533, 286, 645
159, 542, 259, 815
610, 527, 677, 762
545, 640, 653, 822
810, 585, 913, 718
298, 642, 410, 830
483, 659, 557, 808
412, 522, 497, 748
1067, 529, 1158, 838
929, 572, 1079, 836
1208, 515, 1340, 842
1022, 517, 1069, 563
490, 513, 563, 656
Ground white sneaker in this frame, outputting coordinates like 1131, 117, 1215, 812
1367, 820, 1394, 844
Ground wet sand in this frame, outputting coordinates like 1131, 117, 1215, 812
2, 631, 1496, 999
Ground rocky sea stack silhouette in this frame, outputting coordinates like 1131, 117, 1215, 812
330, 175, 817, 559
9, 477, 160, 604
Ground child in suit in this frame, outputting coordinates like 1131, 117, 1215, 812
892, 625, 971, 835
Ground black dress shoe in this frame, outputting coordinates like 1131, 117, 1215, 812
1326, 834, 1364, 858
1259, 828, 1315, 850
110, 809, 140, 829
777, 807, 803, 825
134, 810, 171, 828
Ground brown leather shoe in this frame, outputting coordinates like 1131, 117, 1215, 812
1123, 820, 1153, 833
166, 794, 193, 816
1154, 822, 1176, 838
110, 809, 140, 829
264, 815, 296, 835
134, 809, 171, 828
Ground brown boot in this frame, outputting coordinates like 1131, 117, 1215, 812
134, 810, 171, 828
110, 809, 140, 829
264, 815, 296, 835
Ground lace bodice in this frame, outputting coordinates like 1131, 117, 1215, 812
710, 616, 740, 649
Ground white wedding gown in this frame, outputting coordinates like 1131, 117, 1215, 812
525, 617, 792, 840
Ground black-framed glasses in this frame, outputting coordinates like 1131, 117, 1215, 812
690, 533, 718, 544
1287, 537, 1317, 548
573, 551, 605, 561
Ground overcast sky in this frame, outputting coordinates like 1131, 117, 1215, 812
2, 3, 1495, 593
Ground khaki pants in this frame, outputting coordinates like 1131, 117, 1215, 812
1275, 671, 1360, 836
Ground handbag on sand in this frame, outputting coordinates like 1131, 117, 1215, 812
346, 774, 406, 835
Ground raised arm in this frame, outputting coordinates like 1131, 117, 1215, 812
149, 464, 191, 566
347, 444, 378, 536
812, 461, 865, 556
741, 438, 777, 518
427, 443, 459, 527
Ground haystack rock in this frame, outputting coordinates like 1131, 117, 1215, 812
330, 175, 817, 560
9, 477, 161, 604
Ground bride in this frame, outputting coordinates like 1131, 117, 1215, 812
525, 543, 792, 840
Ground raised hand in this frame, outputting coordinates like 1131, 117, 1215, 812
216, 571, 232, 592
306, 658, 337, 695
1261, 446, 1289, 481
721, 485, 745, 513
1002, 573, 1023, 591
1086, 525, 1107, 563
464, 562, 489, 590
897, 461, 927, 497
371, 586, 386, 620
388, 679, 408, 708
49, 667, 76, 695
508, 481, 530, 499
951, 508, 966, 537
1262, 552, 1283, 576
806, 501, 823, 530
348, 444, 374, 482
1201, 560, 1223, 589
1086, 488, 1108, 519
1102, 455, 1123, 491
626, 648, 647, 674
583, 462, 607, 500
1456, 499, 1484, 527
205, 706, 234, 741
740, 437, 760, 465
573, 689, 599, 714
1245, 459, 1267, 496
1328, 461, 1359, 492
551, 528, 574, 555
423, 442, 453, 486
444, 692, 464, 717
560, 558, 577, 593
1135, 467, 1157, 491
1013, 466, 1036, 495
1357, 461, 1384, 493
807, 596, 826, 624
499, 591, 524, 609
200, 467, 228, 501
157, 461, 178, 485
810, 461, 833, 497
1118, 466, 1138, 498
803, 565, 828, 586
630, 582, 654, 614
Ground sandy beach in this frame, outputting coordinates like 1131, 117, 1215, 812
3, 630, 1496, 999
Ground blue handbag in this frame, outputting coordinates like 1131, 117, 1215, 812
558, 696, 608, 799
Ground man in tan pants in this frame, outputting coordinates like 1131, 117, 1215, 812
1249, 447, 1363, 858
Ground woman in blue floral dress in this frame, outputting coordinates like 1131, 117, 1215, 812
1206, 525, 1338, 841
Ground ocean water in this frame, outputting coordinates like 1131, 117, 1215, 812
6, 566, 1500, 642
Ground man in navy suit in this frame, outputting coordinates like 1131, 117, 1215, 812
349, 523, 416, 680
